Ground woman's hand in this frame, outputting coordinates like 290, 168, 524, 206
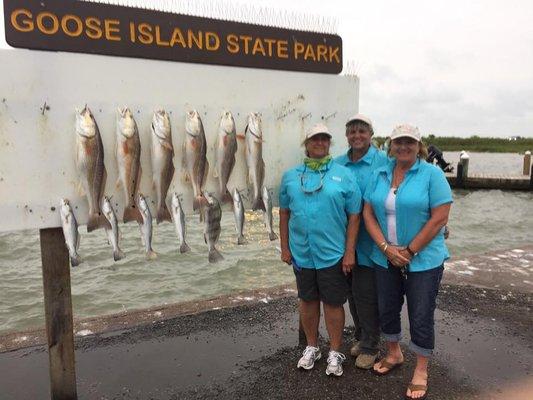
398, 248, 413, 264
281, 247, 292, 265
385, 245, 411, 267
342, 250, 356, 275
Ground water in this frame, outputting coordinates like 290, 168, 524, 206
0, 152, 531, 334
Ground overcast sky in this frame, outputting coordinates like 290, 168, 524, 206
2, 0, 532, 137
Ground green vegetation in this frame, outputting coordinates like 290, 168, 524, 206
373, 135, 533, 153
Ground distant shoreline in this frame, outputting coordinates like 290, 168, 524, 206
374, 136, 533, 153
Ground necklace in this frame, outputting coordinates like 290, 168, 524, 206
300, 165, 327, 194
392, 168, 405, 194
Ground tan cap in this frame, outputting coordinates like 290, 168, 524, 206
302, 123, 332, 144
390, 124, 421, 142
346, 113, 373, 128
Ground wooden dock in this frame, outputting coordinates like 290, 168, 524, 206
446, 151, 533, 190
446, 172, 532, 190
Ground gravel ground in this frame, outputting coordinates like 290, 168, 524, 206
1, 283, 532, 400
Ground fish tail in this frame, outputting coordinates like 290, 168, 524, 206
237, 235, 247, 245
269, 231, 279, 241
208, 248, 224, 263
193, 195, 206, 211
146, 250, 158, 260
113, 249, 125, 262
124, 205, 143, 224
87, 213, 111, 232
222, 190, 233, 204
70, 254, 82, 267
157, 204, 172, 224
179, 242, 191, 254
252, 197, 266, 211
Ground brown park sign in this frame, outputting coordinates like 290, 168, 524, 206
4, 0, 343, 74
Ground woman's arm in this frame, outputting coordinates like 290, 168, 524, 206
279, 208, 292, 265
363, 202, 410, 267
342, 213, 360, 274
399, 203, 451, 261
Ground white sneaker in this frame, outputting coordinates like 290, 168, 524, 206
297, 346, 321, 370
326, 350, 346, 376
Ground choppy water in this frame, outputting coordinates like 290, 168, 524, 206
1, 152, 532, 334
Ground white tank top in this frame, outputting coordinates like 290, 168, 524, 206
385, 188, 398, 245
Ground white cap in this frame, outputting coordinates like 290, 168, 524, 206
346, 113, 373, 128
302, 123, 332, 144
390, 124, 421, 142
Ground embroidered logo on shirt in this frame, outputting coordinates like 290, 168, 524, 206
331, 176, 342, 182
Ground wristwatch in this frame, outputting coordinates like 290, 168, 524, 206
406, 245, 418, 257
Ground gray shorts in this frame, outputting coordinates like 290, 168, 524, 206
293, 259, 348, 306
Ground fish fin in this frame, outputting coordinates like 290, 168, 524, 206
182, 171, 190, 183
193, 195, 207, 211
252, 197, 266, 212
157, 204, 172, 224
269, 232, 279, 241
124, 205, 143, 224
203, 160, 209, 186
146, 250, 158, 260
113, 249, 125, 262
87, 213, 111, 232
115, 178, 122, 190
179, 242, 191, 254
237, 236, 247, 245
222, 190, 233, 204
76, 182, 85, 196
162, 141, 173, 152
208, 248, 224, 263
236, 133, 246, 140
70, 254, 82, 267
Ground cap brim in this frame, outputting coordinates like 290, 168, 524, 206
301, 132, 332, 145
390, 133, 420, 142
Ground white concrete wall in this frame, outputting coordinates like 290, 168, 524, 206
0, 49, 358, 232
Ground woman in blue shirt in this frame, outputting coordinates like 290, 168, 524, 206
362, 124, 452, 400
279, 123, 361, 377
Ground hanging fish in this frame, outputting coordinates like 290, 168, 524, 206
232, 188, 247, 245
59, 198, 81, 267
245, 112, 266, 211
75, 106, 110, 232
183, 110, 209, 212
203, 192, 224, 263
214, 111, 237, 203
151, 110, 174, 224
102, 196, 125, 261
171, 192, 191, 254
262, 186, 278, 241
137, 194, 157, 260
116, 107, 143, 224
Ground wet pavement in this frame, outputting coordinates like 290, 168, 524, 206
1, 248, 533, 399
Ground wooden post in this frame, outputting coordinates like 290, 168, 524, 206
530, 164, 533, 190
523, 151, 531, 176
459, 151, 470, 180
40, 228, 78, 400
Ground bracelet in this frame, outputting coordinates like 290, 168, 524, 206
378, 241, 387, 250
406, 245, 418, 257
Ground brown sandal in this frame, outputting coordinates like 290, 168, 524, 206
371, 359, 404, 376
404, 383, 428, 400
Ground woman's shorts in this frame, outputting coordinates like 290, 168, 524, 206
293, 259, 348, 306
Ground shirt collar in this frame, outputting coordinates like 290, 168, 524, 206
342, 145, 377, 165
381, 158, 422, 180
296, 159, 333, 173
